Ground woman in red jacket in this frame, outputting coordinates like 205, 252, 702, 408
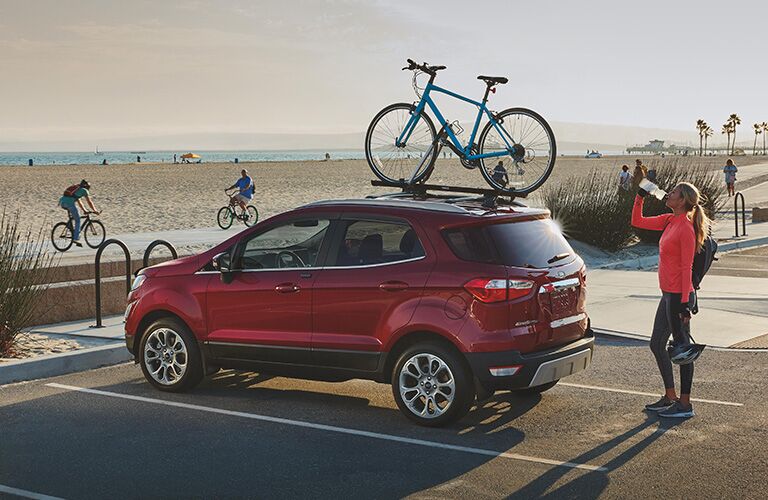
631, 182, 711, 418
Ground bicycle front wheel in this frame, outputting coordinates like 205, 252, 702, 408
478, 107, 556, 195
365, 103, 437, 184
51, 222, 73, 252
84, 220, 106, 248
243, 206, 259, 227
217, 207, 233, 230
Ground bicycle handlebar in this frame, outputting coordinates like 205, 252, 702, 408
402, 58, 446, 75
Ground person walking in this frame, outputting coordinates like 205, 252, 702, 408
631, 181, 711, 418
631, 159, 648, 190
723, 158, 738, 196
618, 164, 631, 190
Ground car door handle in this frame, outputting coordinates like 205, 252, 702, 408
275, 283, 301, 293
379, 281, 409, 292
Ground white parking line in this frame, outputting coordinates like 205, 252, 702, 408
0, 484, 64, 500
46, 383, 606, 473
559, 382, 744, 407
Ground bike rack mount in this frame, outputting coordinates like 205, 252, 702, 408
143, 239, 178, 268
734, 192, 747, 237
90, 239, 131, 329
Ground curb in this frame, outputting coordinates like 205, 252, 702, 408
0, 343, 132, 386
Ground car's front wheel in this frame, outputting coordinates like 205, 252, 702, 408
139, 318, 203, 392
391, 342, 475, 427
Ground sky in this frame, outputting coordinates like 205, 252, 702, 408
1, 0, 767, 150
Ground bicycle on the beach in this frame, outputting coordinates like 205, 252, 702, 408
365, 59, 556, 195
217, 189, 259, 229
51, 210, 106, 252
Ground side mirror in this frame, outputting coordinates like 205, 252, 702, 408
211, 252, 231, 272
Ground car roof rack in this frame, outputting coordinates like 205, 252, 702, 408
369, 180, 527, 208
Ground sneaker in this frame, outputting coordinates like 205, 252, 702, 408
644, 396, 676, 412
73, 239, 83, 247
659, 401, 695, 418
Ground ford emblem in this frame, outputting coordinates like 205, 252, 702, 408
557, 271, 565, 278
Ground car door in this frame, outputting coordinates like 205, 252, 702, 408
312, 215, 433, 371
205, 217, 332, 364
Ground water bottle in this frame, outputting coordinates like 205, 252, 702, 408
639, 178, 667, 200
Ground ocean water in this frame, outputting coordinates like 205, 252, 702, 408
0, 150, 366, 166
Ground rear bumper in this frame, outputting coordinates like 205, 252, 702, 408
465, 330, 594, 391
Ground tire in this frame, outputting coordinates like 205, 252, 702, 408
365, 102, 438, 185
243, 205, 259, 227
391, 341, 475, 427
478, 107, 556, 196
83, 220, 106, 248
513, 380, 559, 396
51, 221, 73, 252
217, 206, 233, 229
139, 317, 204, 392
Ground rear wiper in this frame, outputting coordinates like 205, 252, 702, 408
547, 253, 571, 264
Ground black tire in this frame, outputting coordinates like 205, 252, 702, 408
243, 205, 259, 227
391, 341, 475, 427
365, 102, 438, 184
217, 206, 233, 230
512, 380, 559, 395
83, 220, 106, 248
51, 221, 73, 252
478, 107, 556, 196
138, 317, 204, 392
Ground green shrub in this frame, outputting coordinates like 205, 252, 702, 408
634, 158, 726, 244
542, 168, 636, 251
0, 210, 56, 357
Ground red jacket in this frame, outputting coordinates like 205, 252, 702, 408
631, 195, 696, 301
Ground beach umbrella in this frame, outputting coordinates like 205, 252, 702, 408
180, 153, 200, 159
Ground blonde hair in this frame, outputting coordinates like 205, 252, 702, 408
677, 182, 711, 251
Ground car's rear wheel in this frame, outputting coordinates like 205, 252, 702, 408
139, 317, 203, 392
391, 342, 474, 427
513, 380, 559, 395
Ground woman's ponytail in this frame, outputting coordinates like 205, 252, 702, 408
692, 204, 710, 252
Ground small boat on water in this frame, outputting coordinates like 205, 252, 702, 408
95, 146, 103, 155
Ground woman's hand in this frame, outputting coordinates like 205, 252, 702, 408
679, 302, 691, 324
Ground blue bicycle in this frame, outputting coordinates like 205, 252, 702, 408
365, 59, 556, 195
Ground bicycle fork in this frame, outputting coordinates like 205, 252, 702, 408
407, 123, 457, 184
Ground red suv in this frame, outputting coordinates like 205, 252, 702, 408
125, 196, 593, 426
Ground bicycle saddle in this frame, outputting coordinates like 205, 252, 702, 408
478, 75, 508, 85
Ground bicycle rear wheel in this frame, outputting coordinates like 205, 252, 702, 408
217, 207, 233, 229
365, 103, 437, 184
84, 220, 106, 248
51, 222, 73, 252
478, 107, 556, 195
243, 206, 259, 227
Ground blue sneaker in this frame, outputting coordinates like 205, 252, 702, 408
659, 401, 694, 418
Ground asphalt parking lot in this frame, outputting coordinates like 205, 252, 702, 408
2, 336, 767, 499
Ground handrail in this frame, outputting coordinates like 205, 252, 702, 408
142, 239, 178, 268
91, 239, 131, 328
734, 192, 747, 237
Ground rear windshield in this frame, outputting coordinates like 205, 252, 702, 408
443, 218, 575, 268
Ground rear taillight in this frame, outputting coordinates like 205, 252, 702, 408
464, 278, 534, 303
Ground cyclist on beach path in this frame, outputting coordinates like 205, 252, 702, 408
227, 169, 254, 213
58, 179, 100, 246
631, 181, 711, 418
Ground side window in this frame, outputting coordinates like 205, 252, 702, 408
240, 219, 330, 270
331, 219, 424, 267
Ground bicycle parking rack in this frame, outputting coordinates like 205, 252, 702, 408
91, 239, 131, 329
370, 180, 524, 208
734, 191, 747, 237
142, 239, 178, 268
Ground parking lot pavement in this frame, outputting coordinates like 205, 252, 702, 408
709, 244, 768, 279
2, 337, 767, 499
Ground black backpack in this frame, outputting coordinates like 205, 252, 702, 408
691, 235, 718, 315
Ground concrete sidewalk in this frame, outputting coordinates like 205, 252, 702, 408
587, 269, 768, 348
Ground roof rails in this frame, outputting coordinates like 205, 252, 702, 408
369, 180, 526, 208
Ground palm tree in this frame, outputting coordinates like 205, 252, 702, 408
728, 113, 741, 154
696, 119, 707, 156
722, 123, 732, 154
754, 123, 762, 155
704, 126, 713, 155
762, 122, 768, 155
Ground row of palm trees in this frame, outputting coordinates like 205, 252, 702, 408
696, 115, 768, 155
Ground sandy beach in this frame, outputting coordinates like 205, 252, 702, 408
0, 155, 764, 237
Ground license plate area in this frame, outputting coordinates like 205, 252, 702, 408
550, 289, 576, 318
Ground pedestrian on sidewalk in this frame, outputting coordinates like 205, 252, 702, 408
723, 158, 738, 196
631, 159, 648, 190
631, 181, 711, 418
618, 165, 631, 191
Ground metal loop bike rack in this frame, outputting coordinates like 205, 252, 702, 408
91, 239, 131, 329
142, 239, 178, 268
734, 192, 747, 237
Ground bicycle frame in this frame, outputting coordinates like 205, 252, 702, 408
397, 81, 516, 160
